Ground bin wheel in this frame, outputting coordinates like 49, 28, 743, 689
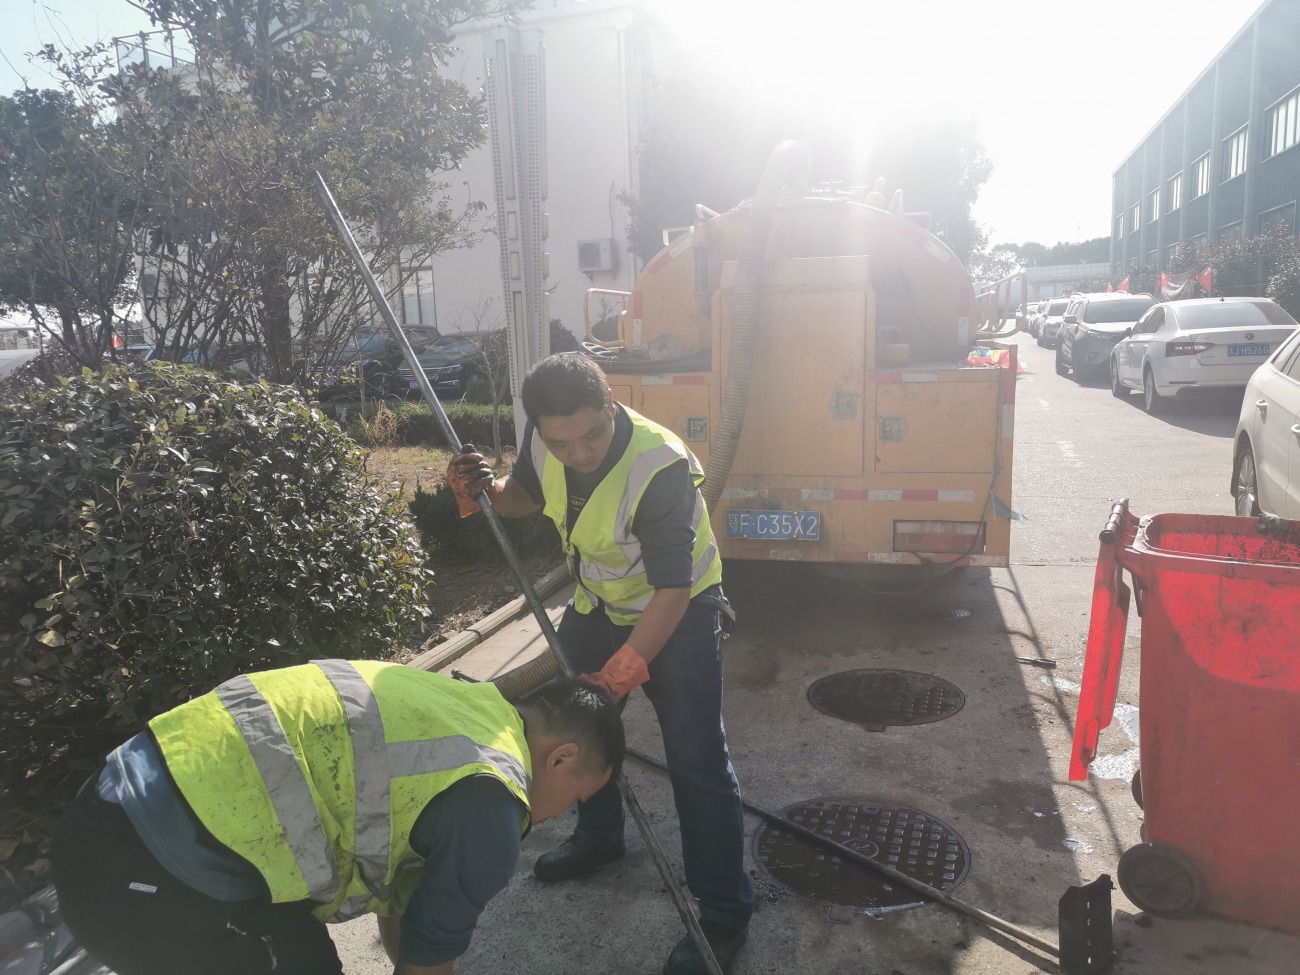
1131, 766, 1143, 810
1118, 843, 1202, 918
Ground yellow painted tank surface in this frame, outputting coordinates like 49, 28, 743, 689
583, 194, 1016, 576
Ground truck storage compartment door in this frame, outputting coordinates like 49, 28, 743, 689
639, 382, 712, 472
721, 257, 869, 478
874, 377, 999, 474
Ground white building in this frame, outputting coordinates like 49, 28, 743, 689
421, 0, 665, 349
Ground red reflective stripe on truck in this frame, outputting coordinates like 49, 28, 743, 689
645, 251, 673, 274
833, 489, 870, 500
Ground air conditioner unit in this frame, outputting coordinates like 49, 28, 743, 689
577, 238, 616, 273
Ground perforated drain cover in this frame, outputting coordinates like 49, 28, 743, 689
808, 669, 965, 731
753, 797, 971, 919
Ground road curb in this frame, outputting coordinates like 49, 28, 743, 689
407, 563, 568, 672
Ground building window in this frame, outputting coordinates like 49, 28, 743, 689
1192, 152, 1211, 198
402, 267, 436, 327
1188, 233, 1209, 256
1167, 172, 1182, 212
1266, 87, 1300, 159
1165, 244, 1178, 266
1219, 221, 1244, 241
1147, 249, 1158, 267
1149, 188, 1161, 222
1114, 214, 1124, 240
1260, 201, 1296, 235
1130, 202, 1140, 233
1222, 126, 1248, 182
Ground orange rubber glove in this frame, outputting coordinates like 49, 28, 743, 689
581, 643, 650, 702
446, 449, 498, 519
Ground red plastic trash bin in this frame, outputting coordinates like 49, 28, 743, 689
1070, 500, 1300, 934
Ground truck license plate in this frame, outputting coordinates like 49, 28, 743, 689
1228, 344, 1270, 356
725, 509, 821, 541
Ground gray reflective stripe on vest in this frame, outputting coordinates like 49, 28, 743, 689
530, 430, 548, 482
215, 675, 339, 901
313, 660, 391, 904
325, 737, 532, 922
221, 663, 532, 915
612, 443, 687, 556
580, 465, 718, 597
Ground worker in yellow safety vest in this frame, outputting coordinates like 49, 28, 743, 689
447, 352, 753, 975
50, 663, 623, 975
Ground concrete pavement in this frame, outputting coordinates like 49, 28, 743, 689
333, 332, 1297, 975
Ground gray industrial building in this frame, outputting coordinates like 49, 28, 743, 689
1111, 0, 1300, 273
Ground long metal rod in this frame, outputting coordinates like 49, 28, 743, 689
626, 746, 1062, 961
313, 173, 724, 975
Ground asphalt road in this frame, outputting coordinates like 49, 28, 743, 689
336, 333, 1298, 973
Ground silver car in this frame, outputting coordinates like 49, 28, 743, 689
1233, 327, 1300, 517
1037, 297, 1071, 348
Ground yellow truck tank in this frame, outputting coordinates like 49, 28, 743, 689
582, 145, 1017, 584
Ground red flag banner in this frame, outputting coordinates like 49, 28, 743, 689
1117, 276, 1130, 293
1197, 266, 1213, 295
112, 332, 124, 350
1157, 269, 1200, 301
1106, 283, 1114, 292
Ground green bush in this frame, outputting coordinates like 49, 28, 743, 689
0, 363, 432, 792
409, 483, 559, 565
342, 401, 515, 450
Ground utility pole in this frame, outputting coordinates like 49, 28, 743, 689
483, 26, 550, 445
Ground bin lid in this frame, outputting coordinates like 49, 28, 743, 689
1136, 514, 1300, 581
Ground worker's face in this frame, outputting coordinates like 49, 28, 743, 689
536, 393, 617, 475
528, 742, 613, 823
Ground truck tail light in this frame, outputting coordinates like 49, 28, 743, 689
893, 520, 986, 554
1166, 340, 1213, 357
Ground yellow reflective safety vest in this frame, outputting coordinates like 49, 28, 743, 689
529, 405, 723, 626
150, 661, 531, 923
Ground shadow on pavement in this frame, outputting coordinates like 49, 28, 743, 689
719, 558, 1083, 974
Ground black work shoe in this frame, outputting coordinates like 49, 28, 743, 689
532, 834, 625, 883
662, 919, 748, 975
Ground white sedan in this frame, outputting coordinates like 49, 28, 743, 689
1233, 327, 1300, 517
1109, 297, 1299, 413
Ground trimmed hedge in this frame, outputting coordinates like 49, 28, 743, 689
0, 363, 432, 794
338, 401, 515, 450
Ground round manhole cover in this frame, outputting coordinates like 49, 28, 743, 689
753, 797, 971, 919
808, 669, 965, 731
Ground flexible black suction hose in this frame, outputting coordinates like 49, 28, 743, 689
702, 140, 810, 513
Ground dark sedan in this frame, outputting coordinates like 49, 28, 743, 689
396, 334, 485, 397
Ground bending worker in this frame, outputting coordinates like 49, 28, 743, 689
50, 662, 623, 975
448, 352, 754, 974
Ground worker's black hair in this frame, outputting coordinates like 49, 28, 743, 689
521, 677, 625, 779
520, 353, 610, 425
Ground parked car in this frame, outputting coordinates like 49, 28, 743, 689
1110, 298, 1299, 413
1037, 297, 1071, 348
396, 333, 486, 398
1026, 300, 1046, 339
1055, 293, 1156, 382
1232, 326, 1300, 517
314, 325, 440, 399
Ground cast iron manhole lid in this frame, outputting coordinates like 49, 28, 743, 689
808, 668, 965, 731
753, 797, 971, 920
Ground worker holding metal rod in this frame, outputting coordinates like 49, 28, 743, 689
447, 353, 753, 974
49, 664, 623, 975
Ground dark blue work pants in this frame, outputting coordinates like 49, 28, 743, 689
558, 600, 754, 931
